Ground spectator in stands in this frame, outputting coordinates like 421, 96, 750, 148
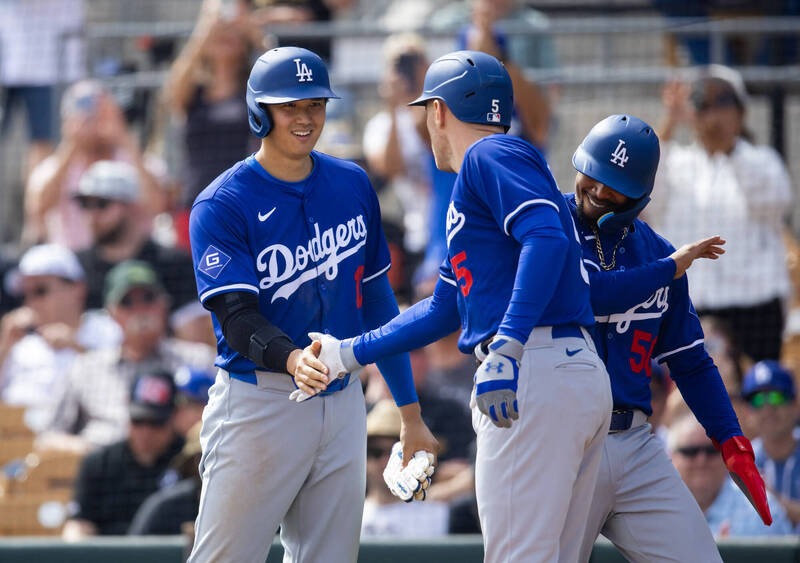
39, 260, 215, 452
361, 399, 449, 538
362, 33, 434, 299
0, 0, 85, 183
128, 419, 203, 536
0, 244, 119, 432
455, 0, 551, 149
169, 302, 216, 349
24, 80, 169, 249
650, 65, 794, 362
73, 160, 198, 315
362, 348, 476, 526
171, 365, 214, 438
744, 361, 800, 528
162, 0, 262, 250
430, 0, 556, 70
250, 0, 354, 63
363, 348, 472, 465
62, 370, 184, 539
669, 412, 793, 537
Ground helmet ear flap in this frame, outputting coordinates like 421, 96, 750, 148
248, 103, 272, 138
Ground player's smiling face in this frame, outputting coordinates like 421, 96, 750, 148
266, 98, 327, 156
574, 172, 630, 226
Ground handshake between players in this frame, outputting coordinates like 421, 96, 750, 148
293, 332, 438, 502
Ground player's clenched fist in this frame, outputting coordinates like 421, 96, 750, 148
474, 335, 524, 428
288, 332, 363, 402
383, 441, 435, 502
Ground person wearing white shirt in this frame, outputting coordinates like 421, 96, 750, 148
0, 244, 119, 432
650, 64, 793, 362
362, 33, 434, 288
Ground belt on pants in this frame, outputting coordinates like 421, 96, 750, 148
475, 324, 590, 364
228, 370, 352, 396
608, 409, 648, 433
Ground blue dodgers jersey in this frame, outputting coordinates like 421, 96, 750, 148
565, 194, 704, 414
441, 135, 594, 353
190, 153, 391, 373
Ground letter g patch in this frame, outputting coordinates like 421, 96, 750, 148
198, 245, 231, 279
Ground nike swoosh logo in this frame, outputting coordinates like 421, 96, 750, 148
258, 207, 277, 222
566, 348, 582, 357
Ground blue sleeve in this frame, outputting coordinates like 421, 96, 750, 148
666, 344, 743, 443
354, 276, 461, 365
497, 205, 568, 342
589, 258, 676, 316
361, 273, 417, 406
654, 274, 742, 442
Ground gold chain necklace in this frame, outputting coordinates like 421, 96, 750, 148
591, 225, 629, 271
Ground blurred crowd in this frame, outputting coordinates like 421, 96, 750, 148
0, 0, 799, 547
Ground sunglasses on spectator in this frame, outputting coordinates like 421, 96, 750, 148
119, 289, 159, 308
693, 92, 740, 112
130, 418, 169, 428
749, 390, 789, 409
22, 278, 72, 301
76, 196, 114, 211
676, 445, 718, 459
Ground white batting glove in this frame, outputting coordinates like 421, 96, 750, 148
288, 332, 362, 402
383, 441, 435, 502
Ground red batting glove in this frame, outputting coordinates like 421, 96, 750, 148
713, 435, 772, 526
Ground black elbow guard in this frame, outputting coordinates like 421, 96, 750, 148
207, 291, 299, 373
249, 326, 297, 374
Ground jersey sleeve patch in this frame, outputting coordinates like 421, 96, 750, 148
198, 245, 232, 279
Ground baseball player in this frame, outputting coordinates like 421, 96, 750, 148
568, 115, 771, 562
299, 50, 613, 562
186, 46, 437, 563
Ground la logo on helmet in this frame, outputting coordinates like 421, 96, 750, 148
294, 58, 313, 82
610, 139, 629, 168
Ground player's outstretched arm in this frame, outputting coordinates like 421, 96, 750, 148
587, 235, 725, 315
670, 235, 725, 279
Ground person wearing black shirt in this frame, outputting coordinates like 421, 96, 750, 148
61, 371, 184, 538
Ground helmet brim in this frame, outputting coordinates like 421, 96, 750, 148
572, 145, 646, 201
408, 94, 435, 107
253, 87, 340, 105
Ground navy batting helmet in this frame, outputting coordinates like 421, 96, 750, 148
409, 50, 512, 129
572, 114, 660, 232
246, 46, 340, 138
